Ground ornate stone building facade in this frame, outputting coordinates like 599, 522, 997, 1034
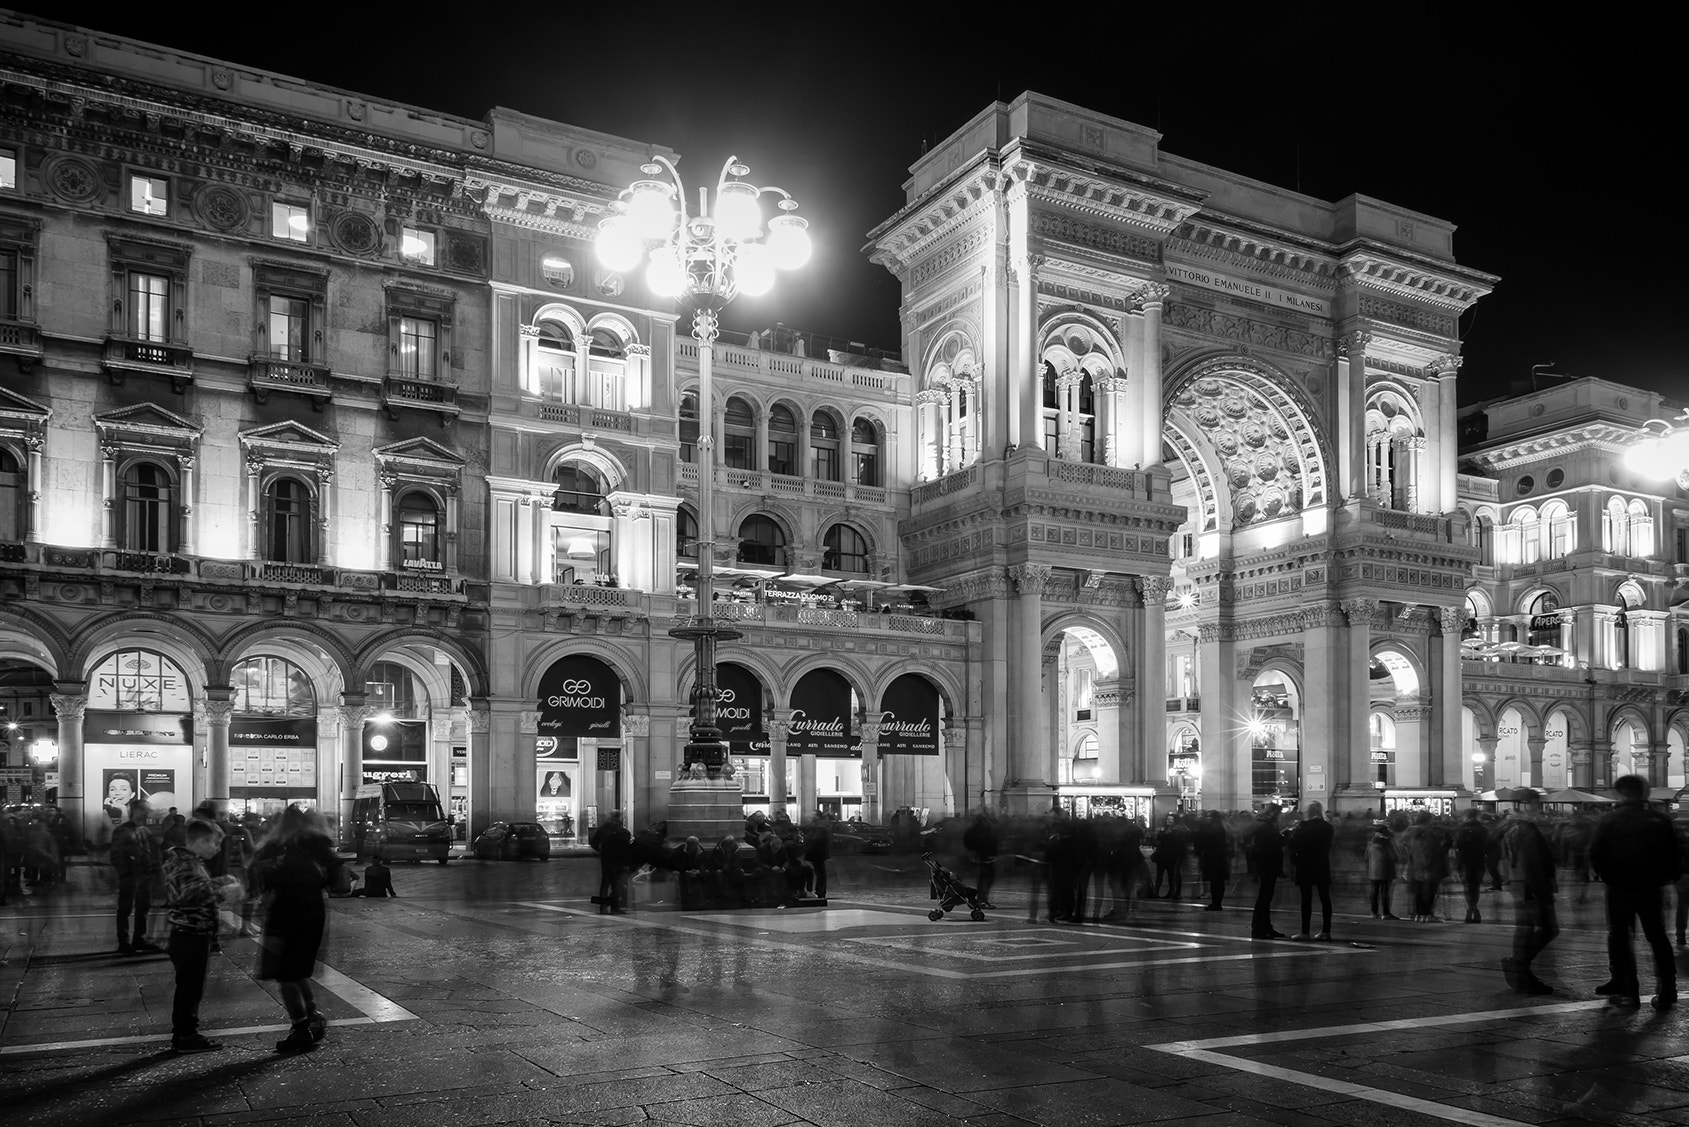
870, 94, 1496, 815
1456, 376, 1689, 799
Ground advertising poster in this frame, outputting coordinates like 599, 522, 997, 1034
537, 655, 621, 738
230, 716, 317, 793
876, 674, 941, 755
688, 662, 768, 755
788, 668, 857, 757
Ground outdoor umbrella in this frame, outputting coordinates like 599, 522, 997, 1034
1542, 787, 1613, 806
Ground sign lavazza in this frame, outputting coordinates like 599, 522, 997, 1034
17, 17, 1681, 844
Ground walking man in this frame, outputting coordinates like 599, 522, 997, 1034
112, 799, 160, 955
1454, 808, 1490, 923
1249, 804, 1287, 939
1499, 806, 1559, 995
1590, 774, 1679, 1010
1193, 810, 1231, 911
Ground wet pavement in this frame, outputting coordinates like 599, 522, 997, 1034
2, 854, 1685, 1126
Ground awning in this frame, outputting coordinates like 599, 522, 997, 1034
1542, 787, 1613, 805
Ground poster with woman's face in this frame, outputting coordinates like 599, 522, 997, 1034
102, 768, 177, 821
103, 770, 137, 823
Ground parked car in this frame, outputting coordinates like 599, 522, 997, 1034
473, 821, 552, 861
828, 821, 893, 854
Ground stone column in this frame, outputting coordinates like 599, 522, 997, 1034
1299, 603, 1345, 804
204, 691, 234, 808
1569, 740, 1598, 790
768, 709, 788, 813
515, 497, 535, 585
946, 386, 965, 472
245, 455, 262, 560
1340, 598, 1379, 793
1006, 563, 1052, 807
1337, 332, 1371, 503
757, 406, 771, 478
1097, 376, 1128, 467
1476, 735, 1500, 791
51, 686, 88, 847
25, 434, 44, 542
622, 711, 652, 827
178, 454, 197, 556
1138, 577, 1171, 793
532, 492, 553, 583
1433, 354, 1461, 514
315, 466, 334, 567
1017, 256, 1043, 451
518, 323, 541, 395
858, 719, 883, 824
1138, 284, 1168, 468
1123, 307, 1146, 466
1648, 743, 1673, 788
101, 443, 118, 548
1434, 606, 1466, 789
338, 696, 372, 845
1056, 371, 1082, 461
1525, 735, 1547, 790
963, 379, 982, 466
1196, 618, 1240, 808
378, 472, 397, 571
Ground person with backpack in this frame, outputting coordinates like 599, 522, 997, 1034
1454, 808, 1490, 923
251, 805, 345, 1053
1590, 774, 1680, 1010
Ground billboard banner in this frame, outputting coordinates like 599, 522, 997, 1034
877, 674, 941, 755
788, 668, 857, 757
537, 655, 621, 738
690, 662, 768, 756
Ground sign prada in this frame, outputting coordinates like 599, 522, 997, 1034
876, 673, 940, 756
538, 655, 621, 738
1164, 263, 1331, 318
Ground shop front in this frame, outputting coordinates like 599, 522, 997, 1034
83, 648, 195, 844
361, 718, 429, 785
788, 668, 860, 817
535, 655, 620, 837
229, 715, 318, 819
1056, 785, 1157, 822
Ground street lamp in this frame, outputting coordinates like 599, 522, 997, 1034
597, 156, 810, 778
1372, 777, 1387, 816
1472, 750, 1487, 794
1623, 410, 1689, 487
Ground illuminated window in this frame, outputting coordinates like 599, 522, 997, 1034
737, 514, 786, 567
121, 462, 174, 553
811, 412, 841, 482
552, 463, 605, 515
231, 655, 315, 715
271, 201, 308, 242
268, 294, 310, 362
263, 476, 314, 563
0, 446, 24, 542
0, 149, 15, 190
401, 226, 436, 265
679, 392, 698, 464
723, 397, 757, 470
851, 417, 880, 486
127, 271, 170, 342
129, 174, 168, 216
398, 316, 438, 380
396, 493, 440, 566
768, 404, 798, 476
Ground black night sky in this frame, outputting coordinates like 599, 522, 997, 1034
38, 7, 1685, 405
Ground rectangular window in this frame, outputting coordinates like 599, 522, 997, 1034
128, 271, 170, 341
272, 202, 308, 242
812, 446, 840, 481
398, 316, 437, 379
268, 294, 310, 362
724, 434, 754, 470
400, 514, 437, 563
769, 441, 795, 477
401, 226, 436, 265
129, 174, 168, 216
1, 149, 17, 190
0, 249, 16, 320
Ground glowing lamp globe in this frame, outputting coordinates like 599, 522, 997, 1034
646, 246, 686, 297
627, 179, 678, 239
714, 181, 763, 241
766, 214, 811, 270
595, 216, 644, 273
734, 242, 774, 296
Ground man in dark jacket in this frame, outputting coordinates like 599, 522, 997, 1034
1193, 810, 1232, 911
1590, 774, 1679, 1010
1453, 808, 1490, 923
1500, 808, 1559, 994
1249, 804, 1287, 939
1288, 802, 1335, 940
804, 813, 833, 900
962, 811, 998, 909
111, 799, 161, 954
589, 812, 633, 914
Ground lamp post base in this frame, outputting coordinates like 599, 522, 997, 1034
668, 774, 744, 846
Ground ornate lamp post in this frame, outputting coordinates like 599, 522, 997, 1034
596, 156, 810, 780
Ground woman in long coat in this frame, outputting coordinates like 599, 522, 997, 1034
251, 805, 344, 1053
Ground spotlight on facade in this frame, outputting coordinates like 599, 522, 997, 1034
1623, 411, 1689, 486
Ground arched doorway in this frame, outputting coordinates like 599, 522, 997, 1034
1610, 715, 1649, 785
0, 658, 58, 806
1542, 708, 1573, 790
1496, 706, 1529, 789
1248, 672, 1300, 807
1048, 624, 1148, 820
83, 648, 195, 845
535, 654, 623, 839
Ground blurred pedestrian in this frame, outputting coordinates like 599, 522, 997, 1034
1590, 774, 1679, 1010
1453, 808, 1489, 923
1365, 820, 1398, 919
962, 810, 998, 909
1498, 807, 1558, 995
589, 812, 632, 914
111, 799, 160, 954
1249, 804, 1287, 939
803, 812, 832, 900
163, 820, 232, 1053
1289, 802, 1334, 940
1193, 810, 1231, 911
252, 805, 344, 1053
1404, 811, 1452, 921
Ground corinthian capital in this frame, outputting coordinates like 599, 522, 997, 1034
1138, 283, 1171, 306
622, 713, 650, 738
1439, 605, 1469, 632
1337, 331, 1373, 358
203, 699, 235, 725
1429, 353, 1463, 377
1340, 597, 1380, 627
1008, 563, 1053, 598
50, 693, 88, 721
1138, 576, 1173, 603
1299, 603, 1344, 630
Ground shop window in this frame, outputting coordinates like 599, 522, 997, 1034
263, 476, 315, 563
724, 396, 757, 470
231, 655, 316, 715
769, 404, 798, 476
851, 417, 880, 486
737, 514, 786, 567
395, 492, 441, 567
120, 461, 174, 553
822, 524, 869, 574
366, 661, 424, 719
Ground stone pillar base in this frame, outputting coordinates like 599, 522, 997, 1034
999, 783, 1059, 815
668, 776, 744, 845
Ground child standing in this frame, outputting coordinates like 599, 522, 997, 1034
164, 820, 229, 1052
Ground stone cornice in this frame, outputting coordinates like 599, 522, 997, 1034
1463, 422, 1644, 471
1168, 223, 1338, 290
868, 165, 1005, 270
1006, 148, 1206, 235
1338, 248, 1496, 312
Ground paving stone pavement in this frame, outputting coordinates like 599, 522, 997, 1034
1, 854, 1684, 1126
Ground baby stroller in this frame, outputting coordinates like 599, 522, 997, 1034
921, 852, 986, 921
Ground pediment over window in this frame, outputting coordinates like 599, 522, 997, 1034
94, 402, 202, 450
239, 421, 339, 468
0, 386, 50, 432
375, 436, 464, 481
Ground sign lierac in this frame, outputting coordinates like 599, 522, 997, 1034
876, 673, 940, 756
537, 655, 621, 738
788, 668, 857, 757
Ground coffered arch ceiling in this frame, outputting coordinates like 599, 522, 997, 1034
1163, 361, 1331, 530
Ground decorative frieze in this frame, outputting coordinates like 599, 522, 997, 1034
1356, 293, 1457, 338
1030, 212, 1162, 264
1162, 302, 1336, 360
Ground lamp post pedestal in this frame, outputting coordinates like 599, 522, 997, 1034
667, 617, 744, 844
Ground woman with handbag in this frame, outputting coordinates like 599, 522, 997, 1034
251, 805, 345, 1053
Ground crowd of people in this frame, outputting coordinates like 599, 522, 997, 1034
587, 808, 835, 912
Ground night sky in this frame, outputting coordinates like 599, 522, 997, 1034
35, 7, 1683, 405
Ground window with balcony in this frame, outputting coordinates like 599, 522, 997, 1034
120, 461, 174, 554
1541, 499, 1574, 559
535, 324, 576, 400
679, 392, 698, 464
398, 316, 438, 380
822, 523, 869, 574
268, 294, 311, 362
0, 447, 23, 542
737, 514, 786, 568
262, 476, 315, 564
1, 248, 19, 320
851, 417, 880, 486
128, 271, 170, 342
552, 463, 606, 515
129, 174, 168, 216
769, 404, 798, 476
272, 201, 308, 242
396, 493, 440, 568
811, 412, 841, 482
724, 396, 757, 470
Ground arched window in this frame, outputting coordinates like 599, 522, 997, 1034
1513, 505, 1540, 565
535, 322, 577, 401
850, 418, 880, 486
723, 397, 757, 470
677, 507, 698, 561
1541, 500, 1574, 559
1605, 496, 1630, 555
1077, 373, 1095, 464
1628, 499, 1655, 558
367, 660, 424, 719
588, 327, 625, 359
679, 392, 698, 464
231, 655, 315, 715
1476, 514, 1495, 566
737, 514, 786, 567
263, 476, 314, 563
553, 463, 606, 515
121, 462, 174, 553
822, 524, 869, 574
1527, 591, 1561, 649
768, 404, 799, 476
0, 447, 24, 542
395, 492, 440, 567
811, 412, 841, 482
1040, 362, 1060, 451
